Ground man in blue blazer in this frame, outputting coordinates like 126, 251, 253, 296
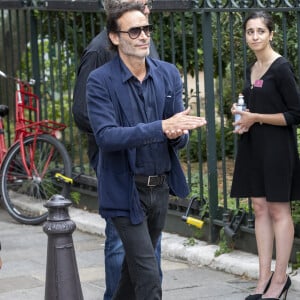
87, 3, 206, 299
73, 1, 161, 299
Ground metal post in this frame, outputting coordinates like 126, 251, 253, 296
43, 194, 83, 300
202, 11, 219, 243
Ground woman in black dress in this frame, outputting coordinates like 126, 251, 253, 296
231, 11, 300, 300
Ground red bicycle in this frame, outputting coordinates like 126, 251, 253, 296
0, 70, 72, 225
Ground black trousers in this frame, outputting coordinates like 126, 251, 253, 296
111, 181, 169, 300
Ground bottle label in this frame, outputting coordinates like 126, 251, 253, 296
234, 104, 246, 130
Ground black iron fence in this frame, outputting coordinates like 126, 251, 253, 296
0, 0, 300, 260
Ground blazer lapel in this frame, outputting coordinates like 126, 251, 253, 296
109, 58, 135, 126
148, 60, 165, 118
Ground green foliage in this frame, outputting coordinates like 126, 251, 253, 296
193, 226, 204, 240
292, 251, 300, 271
215, 228, 234, 257
292, 201, 300, 225
271, 11, 299, 72
183, 237, 197, 246
151, 11, 204, 74
19, 37, 76, 121
70, 191, 81, 205
180, 124, 234, 163
188, 172, 208, 199
180, 129, 206, 162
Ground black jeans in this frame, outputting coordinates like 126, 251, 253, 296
111, 181, 169, 300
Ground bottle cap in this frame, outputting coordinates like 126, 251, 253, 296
238, 93, 244, 105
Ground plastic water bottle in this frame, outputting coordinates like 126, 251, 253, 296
234, 93, 246, 131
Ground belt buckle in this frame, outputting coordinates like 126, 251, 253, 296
147, 175, 157, 187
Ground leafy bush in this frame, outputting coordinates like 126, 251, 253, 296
180, 124, 234, 163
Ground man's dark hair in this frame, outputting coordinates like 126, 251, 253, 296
106, 2, 145, 51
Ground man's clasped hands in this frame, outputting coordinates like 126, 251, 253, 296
162, 107, 206, 139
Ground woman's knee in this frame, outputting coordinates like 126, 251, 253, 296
268, 202, 292, 222
252, 197, 268, 216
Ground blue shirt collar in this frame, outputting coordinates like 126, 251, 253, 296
118, 56, 154, 83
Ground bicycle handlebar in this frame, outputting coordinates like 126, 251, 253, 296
0, 71, 7, 78
0, 70, 35, 86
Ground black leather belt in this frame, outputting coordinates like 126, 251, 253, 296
134, 174, 167, 187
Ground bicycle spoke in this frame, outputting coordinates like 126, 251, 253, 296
1, 134, 71, 225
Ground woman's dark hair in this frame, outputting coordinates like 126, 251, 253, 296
243, 11, 274, 33
106, 2, 145, 51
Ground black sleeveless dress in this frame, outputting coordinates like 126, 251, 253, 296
231, 57, 300, 202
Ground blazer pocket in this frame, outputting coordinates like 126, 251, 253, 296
163, 93, 175, 119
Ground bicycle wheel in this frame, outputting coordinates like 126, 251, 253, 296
0, 134, 72, 225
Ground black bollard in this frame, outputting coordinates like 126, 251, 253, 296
43, 194, 84, 300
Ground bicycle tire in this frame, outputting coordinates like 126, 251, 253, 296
0, 134, 72, 225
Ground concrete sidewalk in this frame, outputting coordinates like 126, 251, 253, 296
0, 206, 299, 299
69, 206, 300, 288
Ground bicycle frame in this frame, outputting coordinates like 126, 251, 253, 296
0, 70, 67, 178
0, 111, 7, 162
0, 70, 72, 225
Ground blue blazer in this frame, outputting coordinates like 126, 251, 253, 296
87, 56, 190, 224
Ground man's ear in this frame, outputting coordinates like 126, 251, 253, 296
109, 32, 119, 46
